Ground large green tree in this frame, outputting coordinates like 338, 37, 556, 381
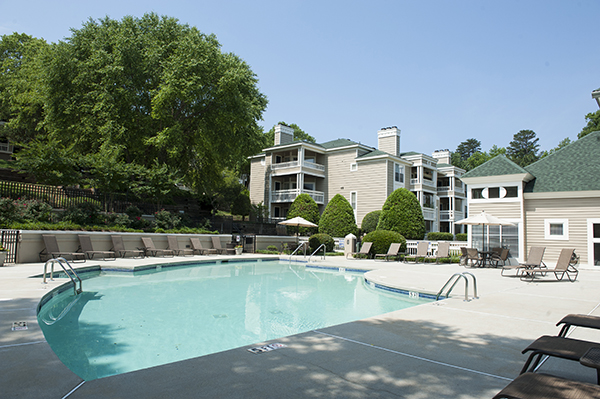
578, 110, 600, 139
286, 193, 320, 236
377, 188, 425, 240
262, 122, 315, 147
318, 194, 357, 237
506, 129, 540, 167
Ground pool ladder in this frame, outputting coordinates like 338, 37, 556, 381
436, 272, 477, 302
43, 257, 83, 295
308, 244, 326, 262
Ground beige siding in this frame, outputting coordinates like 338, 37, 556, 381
524, 197, 600, 265
249, 157, 267, 205
468, 202, 522, 219
324, 150, 357, 204
387, 161, 394, 197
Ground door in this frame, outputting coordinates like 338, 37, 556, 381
589, 219, 600, 266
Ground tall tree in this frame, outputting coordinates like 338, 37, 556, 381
578, 110, 600, 139
507, 130, 540, 167
455, 139, 481, 161
540, 137, 572, 159
262, 122, 315, 147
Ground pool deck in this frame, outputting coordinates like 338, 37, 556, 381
2, 254, 600, 398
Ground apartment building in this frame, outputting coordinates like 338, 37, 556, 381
248, 124, 466, 234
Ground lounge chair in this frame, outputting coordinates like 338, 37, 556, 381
520, 248, 578, 282
78, 235, 116, 260
111, 235, 145, 258
519, 335, 600, 375
190, 237, 218, 255
167, 236, 194, 256
557, 314, 600, 337
490, 247, 509, 267
211, 236, 235, 255
462, 248, 482, 267
346, 242, 372, 259
40, 235, 86, 262
375, 243, 402, 261
501, 246, 545, 276
405, 241, 429, 263
141, 237, 175, 257
493, 372, 600, 399
426, 242, 450, 264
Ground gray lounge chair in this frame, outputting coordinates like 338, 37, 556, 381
502, 246, 545, 276
490, 247, 509, 267
519, 335, 600, 375
347, 242, 372, 259
557, 314, 600, 337
111, 235, 144, 258
141, 237, 175, 257
463, 248, 483, 267
190, 237, 218, 255
375, 243, 402, 261
40, 235, 86, 262
211, 236, 235, 255
78, 235, 116, 260
426, 241, 450, 264
405, 241, 429, 263
493, 372, 600, 399
520, 248, 578, 282
167, 236, 194, 256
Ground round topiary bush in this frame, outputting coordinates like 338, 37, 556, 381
286, 193, 320, 236
361, 210, 381, 235
455, 233, 468, 242
362, 230, 406, 256
377, 188, 426, 240
318, 194, 357, 237
309, 233, 334, 253
427, 232, 454, 241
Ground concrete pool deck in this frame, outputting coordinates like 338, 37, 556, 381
2, 254, 600, 398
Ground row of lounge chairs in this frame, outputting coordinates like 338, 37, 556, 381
494, 314, 600, 398
347, 241, 452, 263
501, 246, 579, 282
40, 235, 237, 262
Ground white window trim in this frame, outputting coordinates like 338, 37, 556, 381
587, 218, 600, 267
544, 219, 569, 241
350, 163, 357, 172
350, 191, 357, 220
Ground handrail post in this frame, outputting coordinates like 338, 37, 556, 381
308, 244, 326, 262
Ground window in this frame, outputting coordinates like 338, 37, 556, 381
472, 188, 484, 199
303, 182, 315, 191
504, 186, 518, 198
394, 164, 404, 182
350, 191, 357, 211
350, 163, 357, 171
545, 219, 569, 240
488, 187, 500, 198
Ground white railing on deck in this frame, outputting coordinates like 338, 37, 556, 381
271, 189, 325, 204
405, 240, 468, 257
271, 161, 299, 170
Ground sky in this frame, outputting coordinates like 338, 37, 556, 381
1, 0, 599, 155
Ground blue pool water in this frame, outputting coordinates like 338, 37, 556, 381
38, 260, 432, 380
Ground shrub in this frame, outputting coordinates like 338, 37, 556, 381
0, 198, 19, 227
362, 230, 406, 257
377, 188, 425, 240
361, 210, 381, 235
318, 194, 357, 237
286, 193, 320, 236
62, 200, 103, 225
266, 245, 278, 251
154, 209, 181, 230
427, 232, 454, 241
455, 233, 468, 242
309, 233, 334, 253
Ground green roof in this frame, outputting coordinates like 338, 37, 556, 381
356, 149, 389, 159
461, 155, 529, 179
399, 151, 422, 157
319, 138, 359, 149
524, 130, 600, 193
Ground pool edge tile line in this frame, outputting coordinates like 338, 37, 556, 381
61, 381, 85, 399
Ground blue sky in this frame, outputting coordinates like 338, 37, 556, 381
2, 0, 599, 155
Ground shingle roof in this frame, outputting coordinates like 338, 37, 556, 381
524, 130, 600, 193
399, 151, 422, 157
461, 155, 529, 179
318, 138, 358, 149
356, 149, 389, 159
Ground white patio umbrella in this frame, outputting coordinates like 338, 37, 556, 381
278, 216, 318, 243
455, 211, 515, 251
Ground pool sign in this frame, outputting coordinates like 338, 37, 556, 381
12, 321, 28, 331
247, 343, 287, 354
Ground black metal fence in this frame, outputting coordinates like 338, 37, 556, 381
0, 230, 19, 263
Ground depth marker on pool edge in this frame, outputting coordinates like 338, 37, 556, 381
314, 330, 512, 381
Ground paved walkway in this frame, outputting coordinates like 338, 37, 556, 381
2, 255, 600, 398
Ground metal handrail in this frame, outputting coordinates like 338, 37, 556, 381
288, 243, 307, 265
43, 257, 83, 295
436, 272, 477, 301
308, 244, 326, 262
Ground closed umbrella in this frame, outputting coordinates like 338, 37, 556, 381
455, 211, 514, 251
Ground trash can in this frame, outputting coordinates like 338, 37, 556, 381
344, 234, 357, 258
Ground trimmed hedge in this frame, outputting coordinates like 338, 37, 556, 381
362, 230, 406, 257
318, 194, 357, 237
377, 188, 425, 240
309, 233, 334, 253
455, 233, 467, 241
361, 210, 381, 235
286, 193, 320, 236
427, 232, 454, 241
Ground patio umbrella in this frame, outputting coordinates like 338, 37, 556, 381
278, 216, 318, 244
455, 211, 514, 251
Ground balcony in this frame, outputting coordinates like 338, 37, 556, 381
410, 178, 436, 188
422, 208, 435, 220
440, 210, 465, 221
271, 160, 325, 177
271, 189, 325, 204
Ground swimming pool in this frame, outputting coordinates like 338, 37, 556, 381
38, 259, 432, 380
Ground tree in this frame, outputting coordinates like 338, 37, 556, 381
488, 145, 506, 159
506, 130, 540, 167
361, 210, 381, 235
540, 137, 572, 159
262, 122, 316, 147
286, 193, 320, 236
578, 110, 600, 139
318, 194, 357, 237
377, 188, 425, 240
455, 139, 481, 161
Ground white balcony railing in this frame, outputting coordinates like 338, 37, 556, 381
302, 161, 325, 172
271, 189, 325, 204
271, 161, 299, 170
440, 210, 465, 221
422, 208, 435, 220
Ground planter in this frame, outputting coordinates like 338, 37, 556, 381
235, 247, 243, 255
